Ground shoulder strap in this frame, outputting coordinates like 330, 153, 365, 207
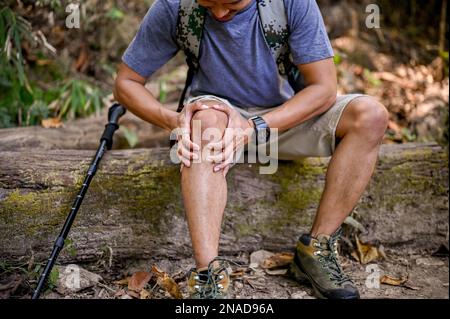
175, 0, 206, 114
257, 0, 304, 92
176, 0, 206, 70
175, 0, 303, 113
256, 0, 289, 75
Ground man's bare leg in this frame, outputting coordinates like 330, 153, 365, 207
310, 97, 389, 237
181, 107, 229, 269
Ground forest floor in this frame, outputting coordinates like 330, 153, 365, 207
2, 244, 448, 299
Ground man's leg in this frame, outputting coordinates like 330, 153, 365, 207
310, 97, 389, 236
181, 107, 229, 269
289, 96, 388, 299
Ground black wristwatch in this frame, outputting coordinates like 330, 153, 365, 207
249, 116, 270, 145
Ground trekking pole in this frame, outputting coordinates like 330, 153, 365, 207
32, 103, 126, 299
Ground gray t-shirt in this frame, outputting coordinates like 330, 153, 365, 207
122, 0, 333, 108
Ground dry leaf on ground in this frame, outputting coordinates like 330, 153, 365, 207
354, 235, 383, 264
113, 277, 130, 286
264, 269, 289, 276
151, 265, 183, 299
41, 118, 63, 128
261, 253, 294, 270
140, 288, 151, 299
380, 275, 408, 286
128, 271, 152, 292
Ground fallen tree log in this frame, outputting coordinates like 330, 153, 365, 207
0, 104, 175, 151
0, 143, 448, 263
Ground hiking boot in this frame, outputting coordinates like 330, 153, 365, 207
187, 258, 231, 299
289, 228, 360, 299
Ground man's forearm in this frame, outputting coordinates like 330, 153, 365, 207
262, 84, 337, 133
113, 79, 178, 131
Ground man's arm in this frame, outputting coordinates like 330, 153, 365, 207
261, 58, 337, 133
113, 62, 178, 131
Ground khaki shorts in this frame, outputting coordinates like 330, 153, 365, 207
186, 94, 365, 159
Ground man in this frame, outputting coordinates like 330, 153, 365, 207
114, 0, 389, 299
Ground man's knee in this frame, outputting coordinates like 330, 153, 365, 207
191, 107, 228, 146
348, 97, 389, 142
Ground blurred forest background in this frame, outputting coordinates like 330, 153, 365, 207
0, 0, 448, 146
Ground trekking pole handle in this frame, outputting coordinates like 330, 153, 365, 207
101, 103, 126, 150
108, 103, 126, 125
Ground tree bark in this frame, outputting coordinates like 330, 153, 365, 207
0, 143, 448, 263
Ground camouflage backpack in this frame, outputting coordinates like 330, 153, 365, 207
175, 0, 305, 112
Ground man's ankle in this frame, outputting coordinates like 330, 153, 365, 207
195, 256, 219, 270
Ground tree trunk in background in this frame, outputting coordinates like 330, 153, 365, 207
0, 143, 447, 263
0, 103, 176, 151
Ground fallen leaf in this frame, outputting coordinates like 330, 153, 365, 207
41, 118, 63, 128
264, 269, 288, 276
113, 277, 130, 286
128, 271, 152, 293
350, 250, 360, 262
151, 265, 183, 299
140, 288, 151, 299
261, 253, 294, 270
231, 269, 246, 278
127, 290, 140, 299
380, 275, 408, 286
354, 235, 382, 264
114, 289, 126, 298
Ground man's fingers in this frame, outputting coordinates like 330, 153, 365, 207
206, 140, 225, 152
211, 103, 231, 115
178, 144, 198, 160
185, 102, 210, 123
222, 165, 231, 177
180, 134, 200, 152
208, 142, 234, 163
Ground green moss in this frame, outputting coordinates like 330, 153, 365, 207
0, 162, 182, 239
0, 189, 72, 236
89, 163, 182, 234
364, 149, 449, 212
232, 160, 326, 237
272, 160, 325, 213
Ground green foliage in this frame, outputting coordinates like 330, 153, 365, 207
106, 7, 125, 20
440, 50, 449, 77
64, 239, 78, 258
35, 0, 63, 9
0, 5, 105, 128
0, 7, 34, 127
363, 68, 382, 87
159, 80, 168, 103
121, 126, 139, 148
48, 268, 60, 290
333, 53, 342, 66
50, 79, 103, 121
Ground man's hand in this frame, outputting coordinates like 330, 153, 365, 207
206, 104, 253, 177
176, 101, 210, 169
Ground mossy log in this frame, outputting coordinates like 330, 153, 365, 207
0, 143, 448, 263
